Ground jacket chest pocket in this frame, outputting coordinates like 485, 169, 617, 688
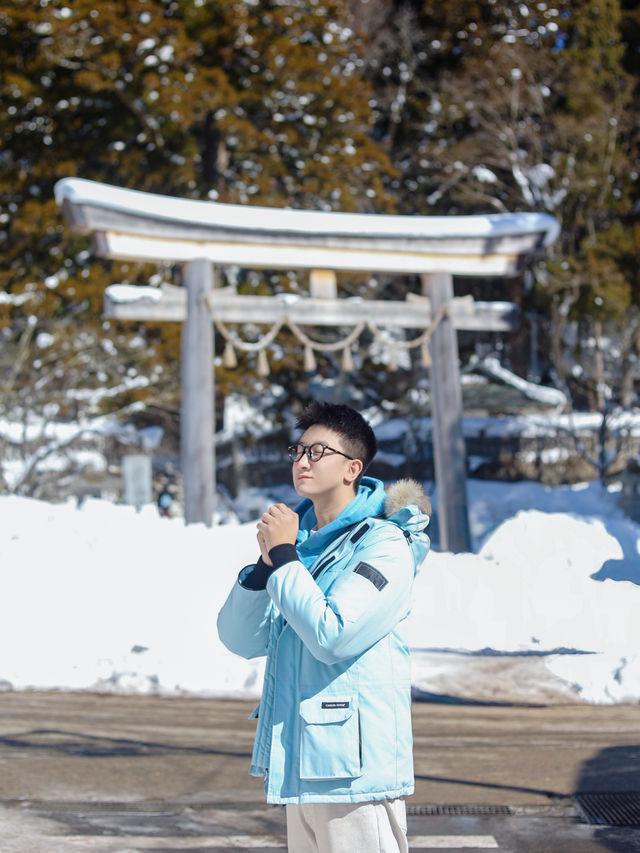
298, 696, 362, 780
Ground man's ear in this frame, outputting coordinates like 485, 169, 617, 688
344, 458, 363, 486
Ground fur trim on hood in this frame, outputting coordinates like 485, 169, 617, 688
384, 478, 431, 517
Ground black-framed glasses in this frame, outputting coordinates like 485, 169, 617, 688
287, 442, 354, 463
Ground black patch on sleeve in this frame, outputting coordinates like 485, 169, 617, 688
321, 700, 350, 709
354, 561, 388, 591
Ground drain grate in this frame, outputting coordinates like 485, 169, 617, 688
575, 792, 640, 827
407, 804, 513, 817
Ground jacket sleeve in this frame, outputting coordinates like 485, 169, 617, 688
217, 566, 274, 660
266, 523, 415, 664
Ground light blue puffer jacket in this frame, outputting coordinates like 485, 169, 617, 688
217, 477, 430, 805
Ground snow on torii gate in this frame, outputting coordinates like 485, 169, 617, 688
55, 178, 559, 552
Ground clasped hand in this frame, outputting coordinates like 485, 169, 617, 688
257, 503, 299, 566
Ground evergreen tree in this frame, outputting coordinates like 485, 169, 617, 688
357, 0, 639, 409
0, 0, 399, 491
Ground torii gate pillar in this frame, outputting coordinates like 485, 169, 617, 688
181, 259, 215, 526
423, 272, 471, 552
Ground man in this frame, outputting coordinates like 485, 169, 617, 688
217, 401, 430, 853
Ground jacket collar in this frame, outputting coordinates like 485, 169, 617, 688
294, 477, 386, 568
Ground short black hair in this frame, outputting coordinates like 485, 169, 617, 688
295, 401, 377, 485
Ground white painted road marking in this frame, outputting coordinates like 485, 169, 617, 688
51, 834, 500, 849
61, 838, 286, 849
410, 836, 500, 849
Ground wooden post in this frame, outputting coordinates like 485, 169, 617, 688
181, 259, 215, 526
423, 272, 471, 553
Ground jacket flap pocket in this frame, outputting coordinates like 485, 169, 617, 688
299, 696, 355, 724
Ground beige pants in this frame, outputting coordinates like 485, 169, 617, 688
285, 798, 409, 853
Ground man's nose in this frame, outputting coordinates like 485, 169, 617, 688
298, 452, 312, 467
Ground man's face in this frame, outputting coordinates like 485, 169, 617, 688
291, 425, 357, 499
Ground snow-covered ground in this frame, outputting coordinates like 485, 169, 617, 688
1, 478, 639, 705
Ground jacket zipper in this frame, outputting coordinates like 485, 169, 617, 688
312, 553, 336, 579
309, 521, 371, 581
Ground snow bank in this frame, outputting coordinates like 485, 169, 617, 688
1, 484, 639, 705
410, 510, 640, 704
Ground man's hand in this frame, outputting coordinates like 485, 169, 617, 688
257, 503, 299, 563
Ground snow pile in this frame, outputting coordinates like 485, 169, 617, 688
1, 481, 639, 705
410, 509, 640, 704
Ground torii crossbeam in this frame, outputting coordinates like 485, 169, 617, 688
55, 177, 559, 552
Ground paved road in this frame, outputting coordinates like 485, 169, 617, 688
1, 692, 639, 852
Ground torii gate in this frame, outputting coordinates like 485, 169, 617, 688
55, 178, 559, 552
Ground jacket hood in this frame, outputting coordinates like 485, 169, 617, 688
384, 478, 431, 569
384, 477, 431, 516
294, 476, 430, 570
294, 477, 386, 567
